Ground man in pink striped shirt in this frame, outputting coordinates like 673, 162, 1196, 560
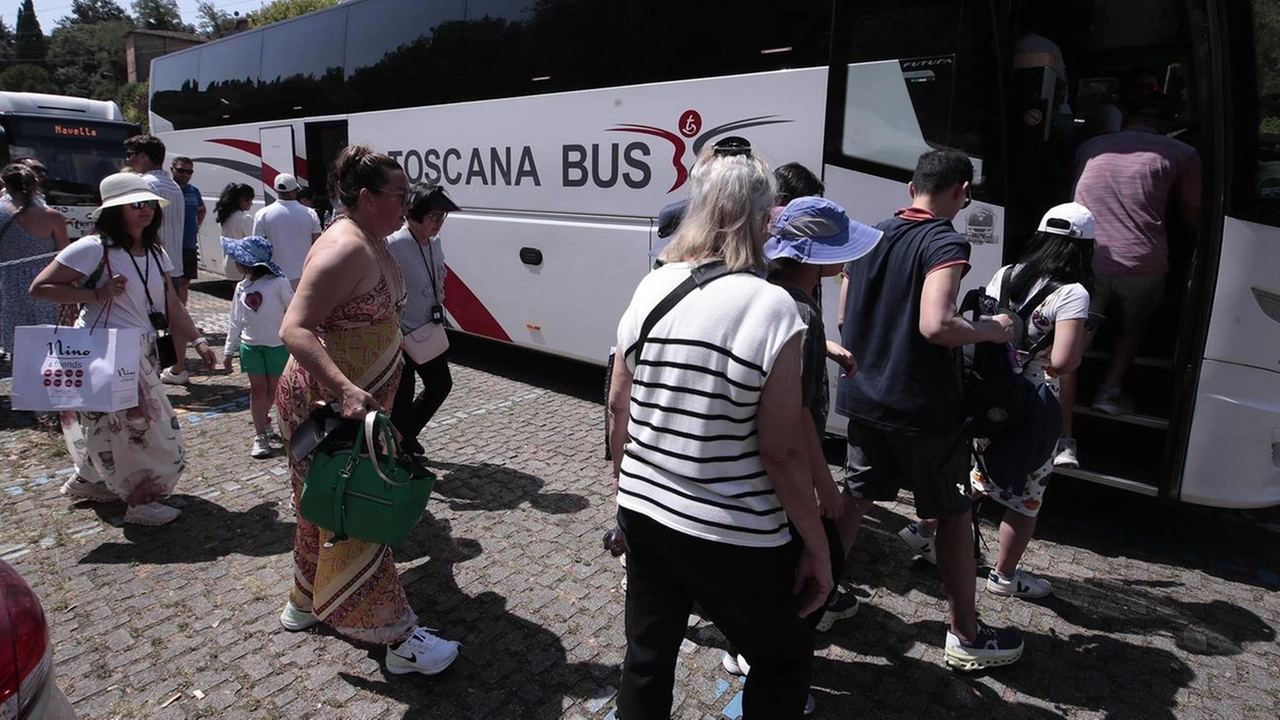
1073, 95, 1201, 415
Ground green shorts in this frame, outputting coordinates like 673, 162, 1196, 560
240, 343, 289, 377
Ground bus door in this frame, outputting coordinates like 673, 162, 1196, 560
1176, 0, 1280, 508
259, 125, 297, 201
821, 0, 1009, 433
304, 121, 347, 225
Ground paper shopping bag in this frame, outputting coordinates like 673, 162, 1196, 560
10, 325, 141, 412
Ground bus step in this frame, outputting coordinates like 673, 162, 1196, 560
1082, 349, 1173, 369
1053, 466, 1159, 496
1073, 405, 1170, 430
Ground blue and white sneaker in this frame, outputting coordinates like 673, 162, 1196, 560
986, 568, 1052, 599
944, 620, 1024, 671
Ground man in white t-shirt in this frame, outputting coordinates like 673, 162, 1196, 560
252, 173, 322, 288
125, 135, 186, 280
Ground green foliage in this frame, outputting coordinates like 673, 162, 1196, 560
247, 0, 340, 27
132, 0, 194, 33
0, 19, 14, 61
66, 0, 131, 27
47, 19, 134, 100
116, 81, 150, 131
0, 63, 56, 92
15, 0, 47, 65
196, 1, 236, 38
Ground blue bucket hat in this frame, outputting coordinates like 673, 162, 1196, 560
221, 235, 284, 277
764, 197, 883, 265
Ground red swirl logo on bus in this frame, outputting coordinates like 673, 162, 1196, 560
609, 111, 793, 193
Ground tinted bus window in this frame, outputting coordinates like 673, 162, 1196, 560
827, 0, 1002, 197
200, 31, 263, 125
260, 7, 349, 121
645, 0, 833, 84
345, 0, 465, 113
150, 47, 201, 131
459, 0, 643, 102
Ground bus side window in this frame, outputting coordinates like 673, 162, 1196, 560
825, 0, 1003, 203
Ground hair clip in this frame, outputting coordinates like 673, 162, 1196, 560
712, 136, 752, 157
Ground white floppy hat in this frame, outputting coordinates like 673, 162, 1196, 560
91, 172, 169, 220
1037, 202, 1095, 240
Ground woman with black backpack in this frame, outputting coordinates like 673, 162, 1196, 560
899, 203, 1094, 599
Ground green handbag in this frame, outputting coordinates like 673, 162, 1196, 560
299, 411, 436, 546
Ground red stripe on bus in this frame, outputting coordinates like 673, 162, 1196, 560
443, 266, 511, 342
208, 138, 308, 182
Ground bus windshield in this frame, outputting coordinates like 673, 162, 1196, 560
1, 117, 137, 206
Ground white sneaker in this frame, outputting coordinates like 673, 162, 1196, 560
1092, 387, 1135, 415
986, 567, 1053, 599
386, 627, 460, 676
721, 651, 748, 676
60, 477, 117, 503
266, 430, 285, 448
251, 433, 272, 459
897, 523, 938, 565
1053, 438, 1079, 468
123, 502, 181, 526
279, 602, 319, 631
160, 368, 190, 385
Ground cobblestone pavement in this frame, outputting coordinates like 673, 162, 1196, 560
2, 279, 1278, 720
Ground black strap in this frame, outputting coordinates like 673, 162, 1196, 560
625, 260, 737, 362
413, 231, 440, 304
1000, 266, 1060, 351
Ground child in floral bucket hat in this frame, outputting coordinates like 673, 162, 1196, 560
221, 235, 294, 458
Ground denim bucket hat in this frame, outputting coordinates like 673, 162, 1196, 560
221, 235, 285, 277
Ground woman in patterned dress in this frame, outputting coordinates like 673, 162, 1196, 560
274, 145, 460, 677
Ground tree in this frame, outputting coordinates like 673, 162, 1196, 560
0, 64, 56, 92
132, 0, 194, 33
14, 0, 47, 66
196, 1, 236, 38
116, 81, 149, 131
247, 0, 339, 27
66, 0, 130, 26
47, 18, 134, 100
0, 19, 14, 62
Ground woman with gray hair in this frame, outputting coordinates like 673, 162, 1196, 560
607, 138, 832, 719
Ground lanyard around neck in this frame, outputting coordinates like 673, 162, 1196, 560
123, 245, 161, 314
411, 228, 439, 304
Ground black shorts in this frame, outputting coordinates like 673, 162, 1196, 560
181, 248, 199, 280
842, 417, 972, 519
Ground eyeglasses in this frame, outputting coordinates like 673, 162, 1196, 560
380, 188, 412, 207
424, 211, 449, 222
129, 200, 159, 210
712, 136, 753, 157
962, 187, 973, 210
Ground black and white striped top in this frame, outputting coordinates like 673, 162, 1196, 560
616, 262, 806, 547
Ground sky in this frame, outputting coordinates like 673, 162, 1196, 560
1, 1, 274, 33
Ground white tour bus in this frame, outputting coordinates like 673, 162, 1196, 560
150, 0, 1280, 510
0, 91, 139, 237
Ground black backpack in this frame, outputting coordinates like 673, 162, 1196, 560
960, 267, 1060, 440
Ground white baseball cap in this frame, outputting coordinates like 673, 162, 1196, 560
273, 173, 299, 193
1037, 202, 1095, 240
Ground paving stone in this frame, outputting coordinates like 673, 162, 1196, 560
2, 279, 1278, 719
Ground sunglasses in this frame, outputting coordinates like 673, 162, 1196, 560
172, 167, 193, 175
962, 187, 973, 210
379, 188, 413, 207
712, 136, 753, 157
129, 200, 160, 210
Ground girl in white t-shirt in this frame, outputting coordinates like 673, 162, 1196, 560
900, 203, 1095, 600
215, 183, 255, 278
